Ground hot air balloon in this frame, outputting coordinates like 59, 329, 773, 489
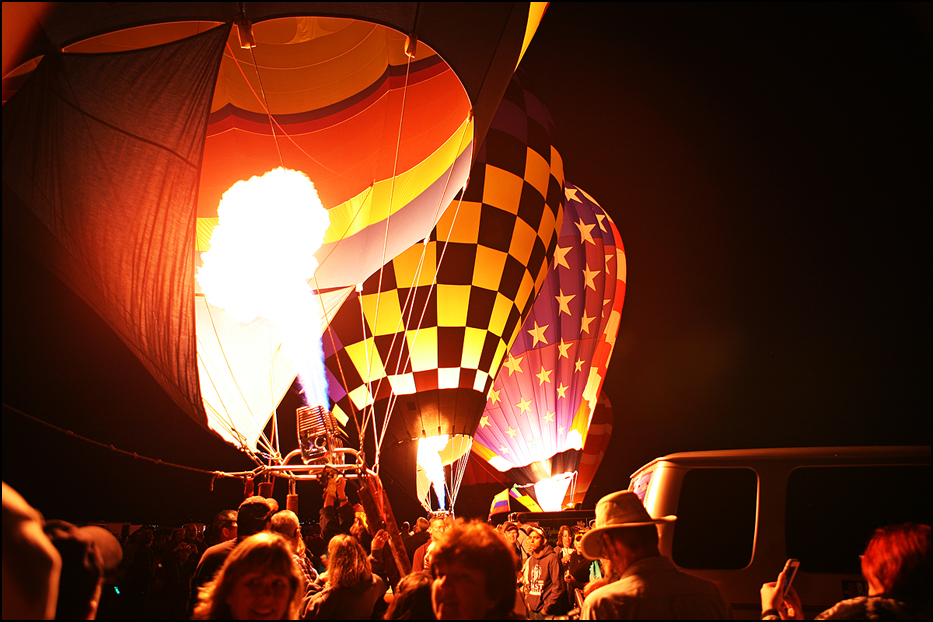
322, 74, 565, 512
570, 389, 613, 506
471, 182, 625, 511
2, 3, 548, 466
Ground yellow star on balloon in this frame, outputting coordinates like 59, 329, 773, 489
499, 445, 511, 454
536, 366, 552, 385
542, 410, 555, 423
565, 187, 581, 203
575, 219, 596, 245
556, 383, 568, 398
515, 397, 533, 414
553, 244, 571, 269
506, 427, 517, 438
480, 415, 490, 428
557, 339, 572, 359
575, 358, 585, 372
503, 354, 523, 376
527, 321, 549, 347
555, 290, 574, 316
596, 213, 607, 232
580, 311, 595, 334
488, 387, 501, 404
583, 264, 598, 290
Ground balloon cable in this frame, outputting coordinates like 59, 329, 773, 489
3, 402, 239, 478
311, 279, 364, 444
365, 46, 416, 467
246, 44, 284, 168
372, 118, 473, 458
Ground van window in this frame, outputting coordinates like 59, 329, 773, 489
672, 467, 758, 569
785, 465, 932, 574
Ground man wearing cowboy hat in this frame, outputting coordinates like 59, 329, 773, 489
580, 491, 732, 620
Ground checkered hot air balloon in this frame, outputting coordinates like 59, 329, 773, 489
471, 182, 625, 511
323, 75, 565, 511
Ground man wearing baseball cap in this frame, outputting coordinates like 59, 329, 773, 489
579, 491, 732, 620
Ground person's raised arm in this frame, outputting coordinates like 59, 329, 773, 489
761, 566, 803, 620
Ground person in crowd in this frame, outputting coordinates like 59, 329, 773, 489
405, 517, 430, 564
580, 490, 732, 620
271, 509, 318, 591
555, 525, 576, 611
2, 481, 61, 620
523, 525, 566, 618
191, 496, 275, 614
413, 516, 449, 572
350, 508, 374, 553
503, 522, 523, 563
302, 521, 326, 574
319, 472, 355, 544
124, 527, 156, 617
158, 537, 200, 619
761, 522, 931, 620
300, 532, 389, 619
192, 531, 303, 620
514, 519, 532, 563
384, 571, 436, 620
43, 520, 123, 620
204, 510, 238, 548
184, 522, 206, 555
397, 521, 413, 566
557, 525, 575, 565
430, 519, 521, 620
564, 531, 593, 610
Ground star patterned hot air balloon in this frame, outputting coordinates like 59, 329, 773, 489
471, 182, 625, 510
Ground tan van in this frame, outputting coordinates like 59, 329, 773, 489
628, 446, 930, 619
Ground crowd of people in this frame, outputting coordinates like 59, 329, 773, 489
4, 478, 930, 620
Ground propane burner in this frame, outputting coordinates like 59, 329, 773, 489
296, 405, 341, 464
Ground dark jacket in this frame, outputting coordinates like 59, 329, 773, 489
525, 543, 566, 615
319, 502, 355, 544
300, 574, 388, 620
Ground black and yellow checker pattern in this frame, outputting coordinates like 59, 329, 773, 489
324, 75, 565, 456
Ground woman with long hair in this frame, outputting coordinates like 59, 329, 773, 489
301, 533, 388, 620
193, 532, 303, 620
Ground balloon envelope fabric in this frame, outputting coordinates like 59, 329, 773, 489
472, 182, 625, 507
2, 5, 545, 455
323, 75, 565, 499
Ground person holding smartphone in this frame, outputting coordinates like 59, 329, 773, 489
760, 523, 930, 620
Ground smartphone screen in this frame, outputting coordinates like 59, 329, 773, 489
782, 558, 801, 592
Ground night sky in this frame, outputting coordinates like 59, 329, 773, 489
3, 3, 930, 527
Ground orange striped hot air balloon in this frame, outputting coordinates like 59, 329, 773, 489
2, 3, 548, 462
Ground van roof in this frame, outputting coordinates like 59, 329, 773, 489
630, 445, 930, 479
